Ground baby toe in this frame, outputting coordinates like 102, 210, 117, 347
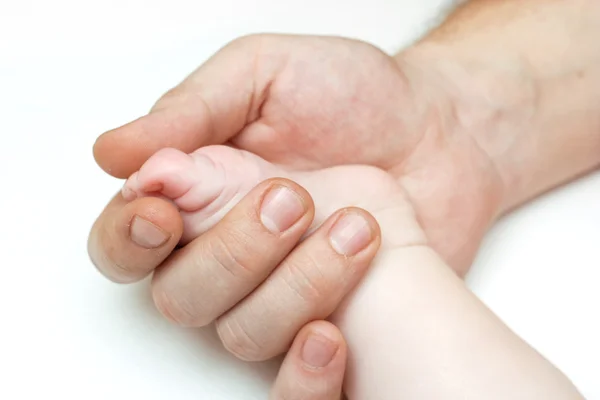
122, 171, 141, 201
135, 148, 198, 200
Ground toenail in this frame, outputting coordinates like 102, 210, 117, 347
260, 186, 306, 234
130, 216, 170, 249
121, 186, 137, 201
328, 212, 373, 256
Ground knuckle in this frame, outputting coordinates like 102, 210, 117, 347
215, 316, 265, 361
152, 86, 184, 111
283, 255, 327, 304
225, 34, 272, 63
229, 33, 264, 48
152, 286, 209, 327
208, 230, 256, 279
274, 380, 318, 400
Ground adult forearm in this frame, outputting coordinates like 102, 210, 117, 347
399, 0, 600, 212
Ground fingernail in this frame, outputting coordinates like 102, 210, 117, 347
130, 216, 170, 249
301, 332, 339, 369
260, 186, 306, 233
329, 212, 373, 256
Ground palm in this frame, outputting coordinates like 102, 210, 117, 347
226, 36, 499, 273
231, 36, 418, 172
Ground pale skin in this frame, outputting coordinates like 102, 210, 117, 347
88, 0, 600, 398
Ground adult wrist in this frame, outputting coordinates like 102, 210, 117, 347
388, 44, 508, 271
395, 40, 536, 214
394, 0, 600, 213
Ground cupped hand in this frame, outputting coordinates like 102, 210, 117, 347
89, 178, 381, 361
94, 34, 505, 274
88, 33, 508, 363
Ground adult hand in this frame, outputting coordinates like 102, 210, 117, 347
89, 178, 380, 361
92, 34, 503, 276
90, 0, 600, 374
93, 17, 600, 277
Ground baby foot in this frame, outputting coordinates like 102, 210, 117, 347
122, 146, 426, 248
122, 146, 286, 244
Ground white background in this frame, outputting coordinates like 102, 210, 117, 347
1, 0, 598, 399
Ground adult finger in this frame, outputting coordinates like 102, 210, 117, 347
151, 178, 315, 327
88, 194, 183, 283
93, 34, 282, 178
216, 207, 381, 362
270, 321, 347, 400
